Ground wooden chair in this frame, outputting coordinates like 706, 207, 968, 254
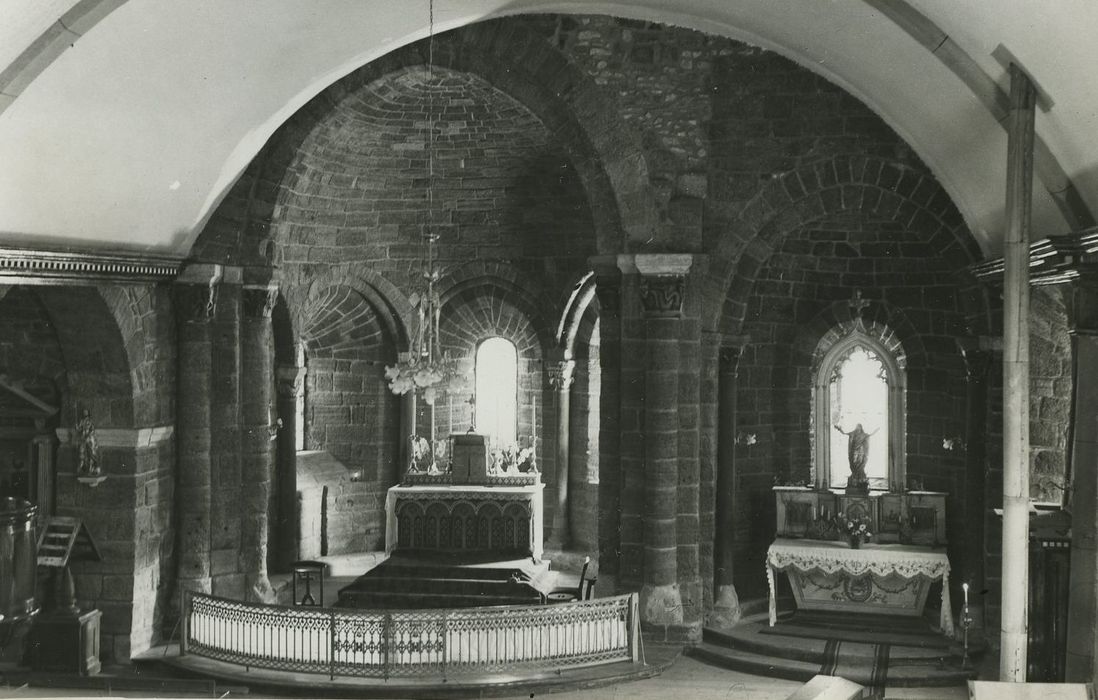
545, 556, 596, 603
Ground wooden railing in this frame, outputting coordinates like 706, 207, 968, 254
181, 591, 639, 679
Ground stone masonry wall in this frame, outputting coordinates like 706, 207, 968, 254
302, 285, 399, 553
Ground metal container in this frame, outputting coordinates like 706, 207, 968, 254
0, 497, 38, 626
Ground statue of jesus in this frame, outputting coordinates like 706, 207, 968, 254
835, 422, 878, 493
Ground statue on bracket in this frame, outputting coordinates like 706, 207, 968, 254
76, 410, 101, 477
835, 422, 877, 494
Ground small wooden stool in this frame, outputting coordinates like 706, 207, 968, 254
291, 560, 326, 606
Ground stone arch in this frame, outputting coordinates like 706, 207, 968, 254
98, 285, 174, 426
283, 267, 414, 354
437, 262, 558, 354
557, 271, 599, 359
190, 20, 657, 264
714, 156, 983, 335
35, 287, 136, 428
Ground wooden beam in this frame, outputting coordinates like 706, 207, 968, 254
1000, 62, 1036, 683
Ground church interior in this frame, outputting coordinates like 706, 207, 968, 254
0, 1, 1097, 697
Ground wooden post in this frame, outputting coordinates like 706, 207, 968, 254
1000, 62, 1036, 682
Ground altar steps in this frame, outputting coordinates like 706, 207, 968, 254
335, 553, 549, 610
688, 611, 979, 691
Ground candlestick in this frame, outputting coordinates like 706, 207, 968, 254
963, 582, 969, 605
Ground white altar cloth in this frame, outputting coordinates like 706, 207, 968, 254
767, 538, 953, 637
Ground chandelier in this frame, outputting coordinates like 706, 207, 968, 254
383, 0, 466, 406
384, 233, 465, 404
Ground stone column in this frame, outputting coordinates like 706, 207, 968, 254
274, 364, 305, 572
209, 267, 242, 598
635, 254, 696, 632
241, 274, 278, 602
712, 336, 747, 627
1065, 276, 1098, 682
398, 353, 416, 473
173, 263, 222, 598
960, 341, 993, 634
591, 259, 623, 591
547, 356, 576, 549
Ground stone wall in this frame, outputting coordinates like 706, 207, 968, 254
1029, 286, 1071, 502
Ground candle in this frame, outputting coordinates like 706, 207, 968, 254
962, 582, 969, 606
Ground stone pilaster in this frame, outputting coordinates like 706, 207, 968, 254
173, 263, 222, 599
241, 273, 278, 602
274, 364, 306, 572
209, 267, 242, 598
591, 258, 623, 590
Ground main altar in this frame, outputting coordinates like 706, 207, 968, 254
385, 431, 543, 560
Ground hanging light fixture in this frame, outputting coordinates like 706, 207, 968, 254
384, 0, 466, 406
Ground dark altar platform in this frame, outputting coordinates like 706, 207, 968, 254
335, 552, 551, 609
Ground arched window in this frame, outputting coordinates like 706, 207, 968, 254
475, 337, 518, 447
813, 327, 906, 491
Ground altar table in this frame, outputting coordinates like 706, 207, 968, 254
767, 538, 953, 636
385, 483, 544, 560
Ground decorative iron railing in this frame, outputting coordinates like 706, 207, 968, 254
182, 591, 639, 679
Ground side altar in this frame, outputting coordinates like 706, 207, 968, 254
768, 487, 953, 634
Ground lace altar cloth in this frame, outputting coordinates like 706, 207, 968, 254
767, 538, 953, 637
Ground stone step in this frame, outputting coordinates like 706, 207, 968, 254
687, 641, 976, 688
704, 620, 957, 664
336, 589, 541, 610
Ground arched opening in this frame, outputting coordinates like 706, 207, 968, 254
813, 327, 906, 492
475, 337, 518, 448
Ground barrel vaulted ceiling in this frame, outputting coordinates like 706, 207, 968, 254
0, 0, 1095, 257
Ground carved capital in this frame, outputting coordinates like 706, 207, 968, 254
718, 345, 745, 376
546, 359, 576, 391
276, 366, 307, 399
242, 283, 279, 319
639, 274, 686, 317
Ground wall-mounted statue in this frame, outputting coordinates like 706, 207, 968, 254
76, 410, 100, 476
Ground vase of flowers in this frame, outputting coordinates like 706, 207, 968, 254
837, 512, 873, 548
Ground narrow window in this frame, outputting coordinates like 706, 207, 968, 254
475, 337, 518, 447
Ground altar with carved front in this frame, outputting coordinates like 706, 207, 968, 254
385, 431, 544, 560
768, 486, 952, 632
767, 538, 953, 635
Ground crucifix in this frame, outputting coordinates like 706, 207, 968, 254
848, 289, 871, 319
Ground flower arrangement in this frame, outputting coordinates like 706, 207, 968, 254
837, 512, 873, 546
490, 437, 538, 474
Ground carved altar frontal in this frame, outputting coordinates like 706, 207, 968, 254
385, 484, 545, 561
767, 538, 953, 636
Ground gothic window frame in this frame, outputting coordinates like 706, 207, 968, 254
812, 325, 906, 492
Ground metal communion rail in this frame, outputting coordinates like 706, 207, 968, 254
181, 591, 640, 679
